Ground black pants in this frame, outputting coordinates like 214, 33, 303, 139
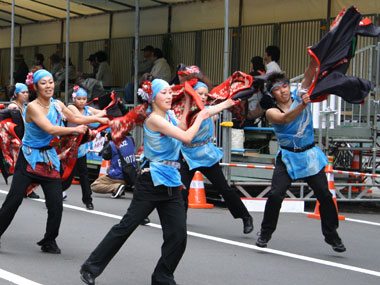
62, 155, 92, 204
0, 151, 63, 244
260, 154, 340, 241
180, 159, 250, 219
82, 172, 187, 285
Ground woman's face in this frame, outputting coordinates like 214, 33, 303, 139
17, 90, 29, 104
74, 96, 87, 109
153, 87, 172, 111
195, 87, 209, 105
35, 76, 55, 98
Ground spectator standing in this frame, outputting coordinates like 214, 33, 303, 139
264, 46, 282, 74
150, 48, 171, 82
13, 54, 29, 84
95, 51, 112, 89
250, 56, 266, 76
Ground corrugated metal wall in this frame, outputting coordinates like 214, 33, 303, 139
110, 38, 134, 89
280, 20, 321, 78
170, 31, 196, 68
200, 28, 233, 84
240, 24, 274, 74
1, 14, 379, 94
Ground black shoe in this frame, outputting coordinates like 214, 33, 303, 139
85, 203, 94, 210
28, 192, 40, 199
140, 217, 150, 225
325, 238, 346, 253
80, 269, 95, 285
39, 240, 61, 254
256, 234, 270, 248
242, 216, 254, 234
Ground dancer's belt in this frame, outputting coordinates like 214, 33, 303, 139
183, 137, 213, 148
140, 160, 180, 174
280, 143, 315, 153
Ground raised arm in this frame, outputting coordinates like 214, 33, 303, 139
301, 57, 318, 90
206, 99, 236, 117
266, 93, 311, 125
26, 103, 88, 136
59, 101, 109, 125
146, 109, 209, 144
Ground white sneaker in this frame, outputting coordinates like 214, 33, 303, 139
62, 191, 67, 201
111, 184, 125, 199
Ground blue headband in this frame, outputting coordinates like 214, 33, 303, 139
150, 79, 170, 103
194, 81, 208, 91
269, 81, 289, 93
73, 87, 87, 100
14, 83, 28, 94
33, 69, 53, 84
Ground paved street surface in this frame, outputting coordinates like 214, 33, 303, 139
0, 179, 379, 285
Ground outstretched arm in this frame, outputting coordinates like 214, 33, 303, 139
301, 57, 318, 90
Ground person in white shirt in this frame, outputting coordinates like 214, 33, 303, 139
150, 48, 172, 82
264, 45, 282, 74
95, 51, 113, 89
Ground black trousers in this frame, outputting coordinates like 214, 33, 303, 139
82, 172, 187, 285
62, 155, 92, 204
0, 151, 63, 244
260, 154, 340, 241
180, 159, 250, 219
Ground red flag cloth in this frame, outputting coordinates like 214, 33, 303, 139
110, 103, 150, 147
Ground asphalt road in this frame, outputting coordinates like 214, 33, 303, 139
0, 179, 379, 285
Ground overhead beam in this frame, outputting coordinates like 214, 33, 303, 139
109, 0, 135, 9
0, 0, 60, 20
0, 8, 38, 22
30, 0, 84, 16
81, 3, 111, 13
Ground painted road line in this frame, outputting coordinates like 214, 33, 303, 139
0, 269, 42, 285
1, 190, 380, 278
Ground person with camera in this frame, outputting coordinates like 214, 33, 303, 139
91, 132, 137, 199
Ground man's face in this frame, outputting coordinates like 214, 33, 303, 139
143, 50, 153, 59
271, 81, 291, 104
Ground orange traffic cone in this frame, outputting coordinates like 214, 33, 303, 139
188, 171, 214, 209
348, 151, 361, 192
99, 160, 111, 177
308, 156, 345, 220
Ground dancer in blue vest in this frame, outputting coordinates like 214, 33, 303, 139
179, 81, 254, 234
62, 86, 106, 210
0, 69, 108, 254
256, 58, 346, 252
80, 79, 209, 285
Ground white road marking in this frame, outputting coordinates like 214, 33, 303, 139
1, 190, 380, 279
0, 269, 42, 285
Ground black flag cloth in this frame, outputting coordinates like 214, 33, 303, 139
308, 6, 380, 104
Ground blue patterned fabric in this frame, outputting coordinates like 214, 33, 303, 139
22, 98, 62, 171
273, 90, 327, 180
143, 111, 182, 187
181, 112, 222, 170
